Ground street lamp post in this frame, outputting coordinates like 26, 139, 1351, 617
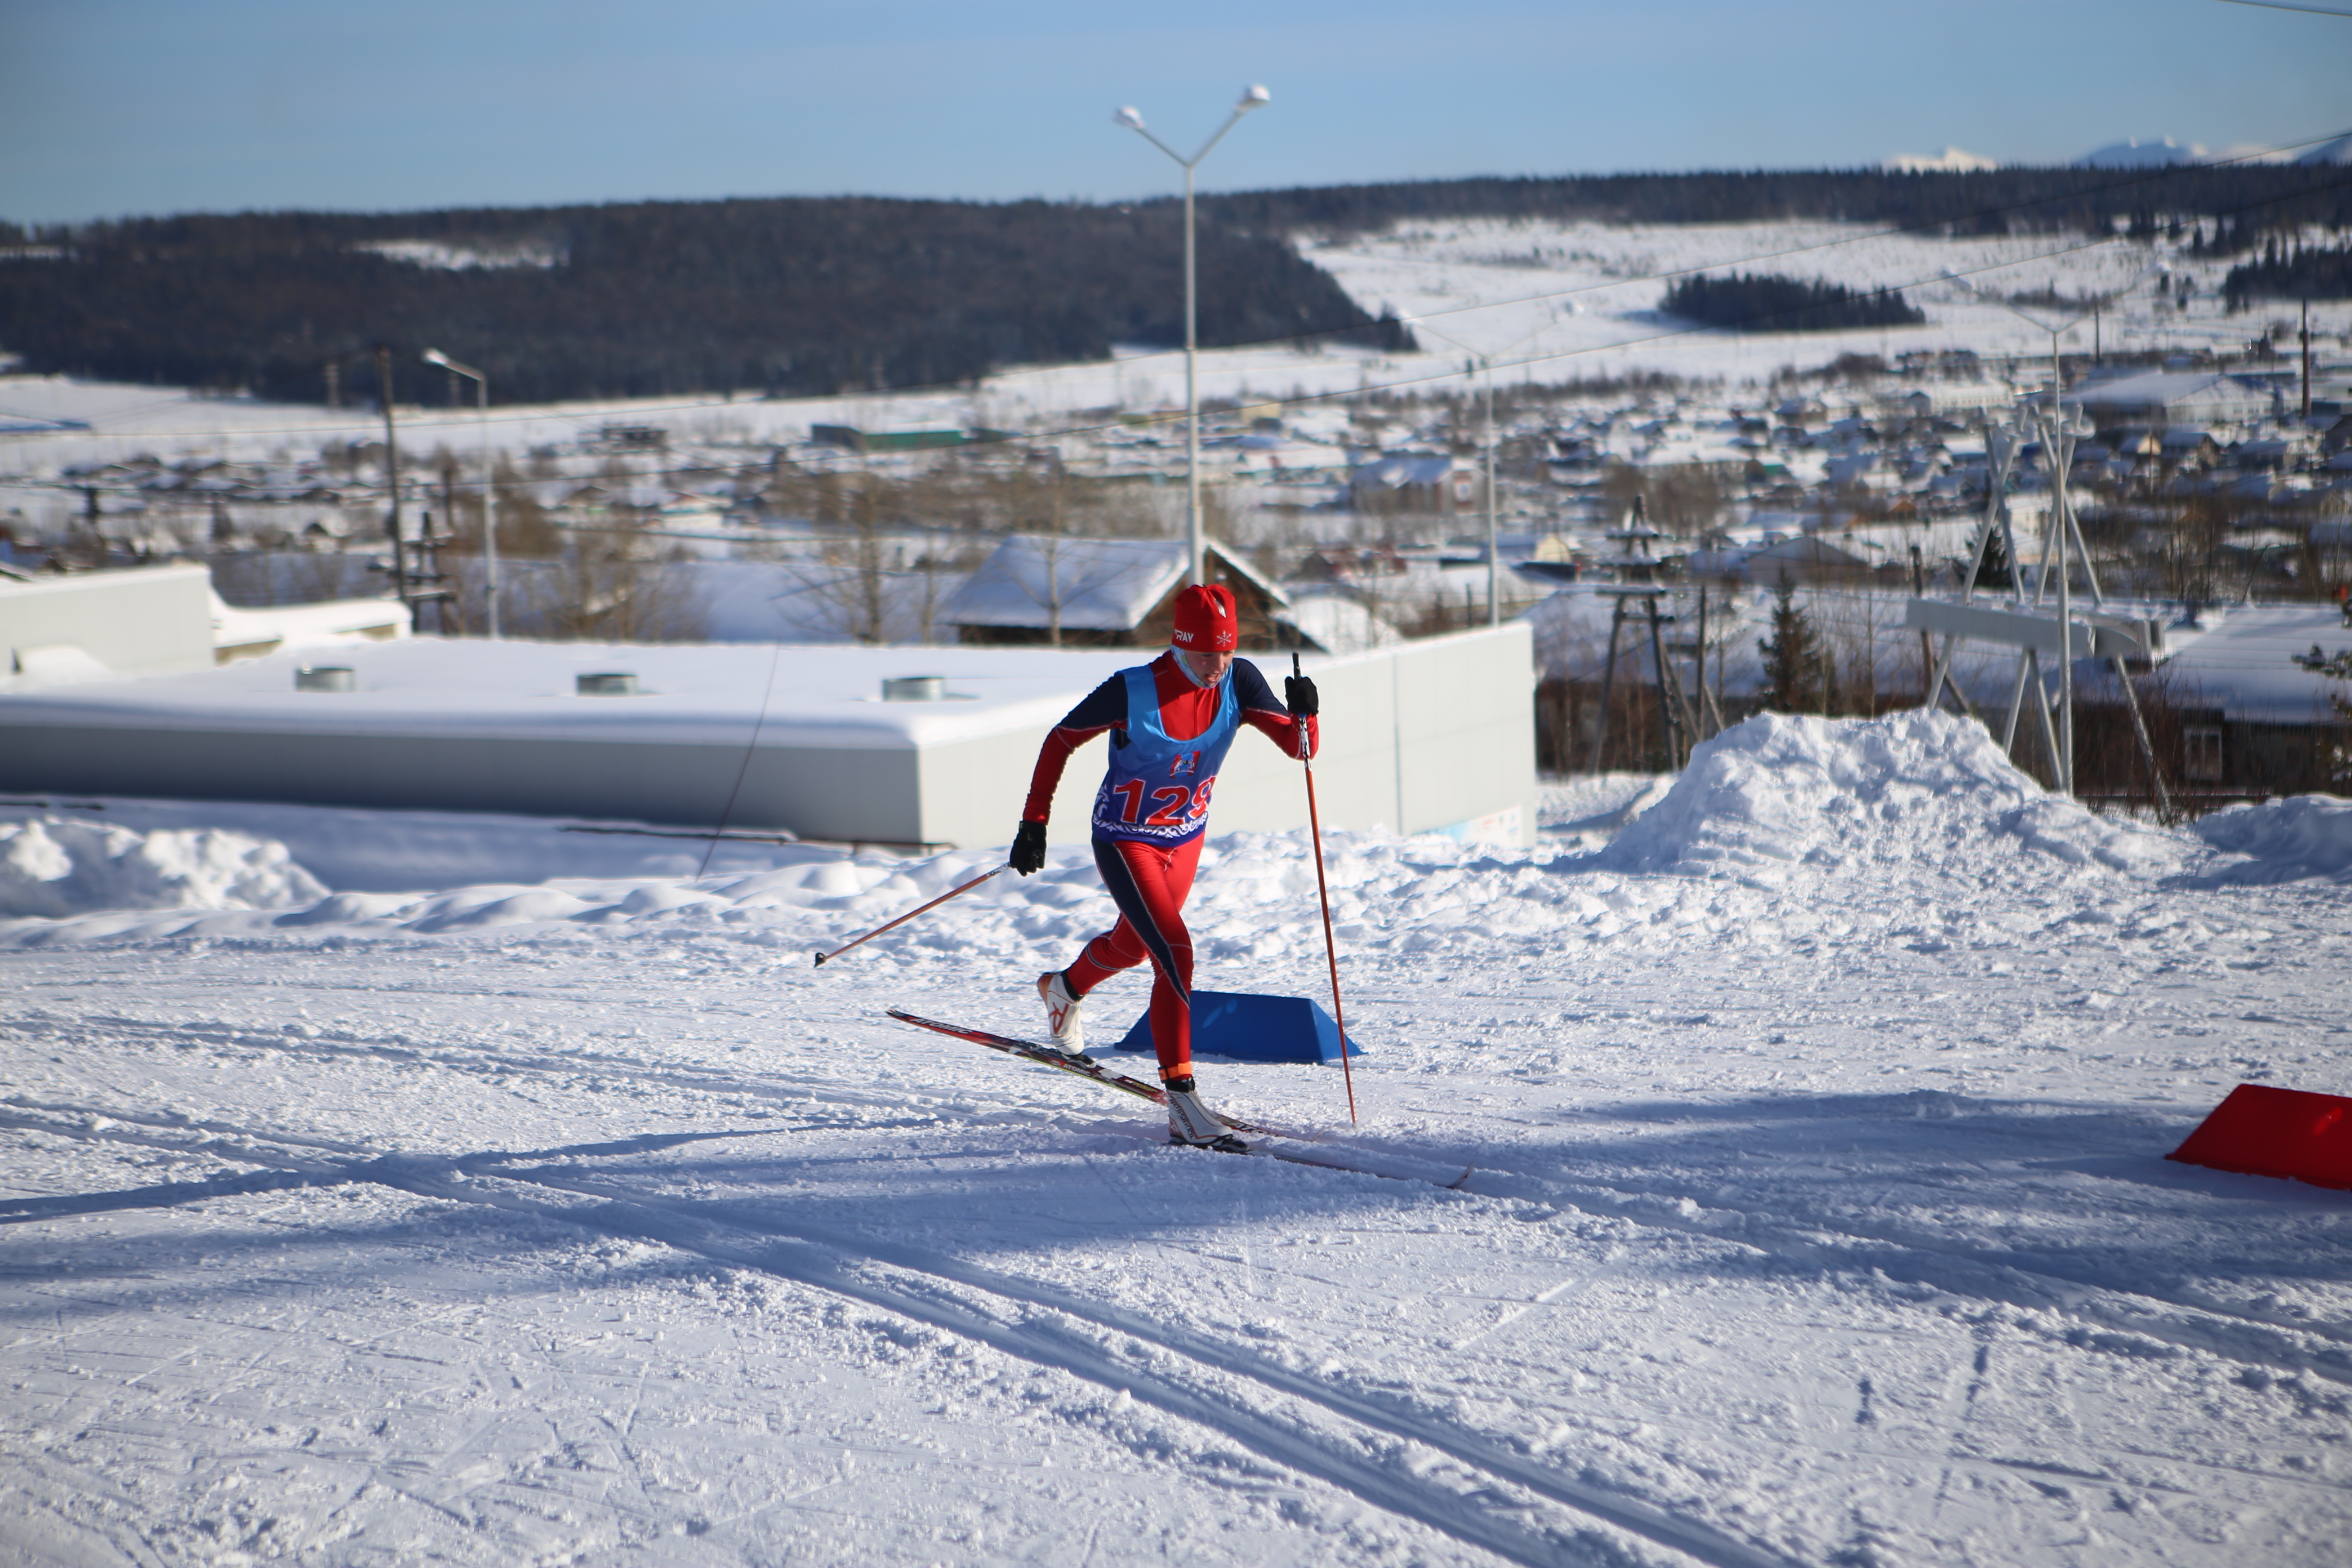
422, 348, 499, 638
1116, 84, 1269, 591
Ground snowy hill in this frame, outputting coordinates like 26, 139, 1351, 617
4, 712, 2352, 1565
2077, 135, 2205, 167
1883, 146, 1997, 173
2299, 132, 2352, 167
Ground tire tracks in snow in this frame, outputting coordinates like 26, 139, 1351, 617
1, 1011, 1146, 1136
10, 1102, 2345, 1557
1458, 1163, 2352, 1391
382, 1160, 1799, 1568
0, 1104, 1795, 1568
12, 1055, 2352, 1400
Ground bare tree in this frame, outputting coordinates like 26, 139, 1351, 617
501, 513, 709, 642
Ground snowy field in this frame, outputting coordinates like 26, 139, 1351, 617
1298, 214, 2333, 391
5, 712, 2352, 1566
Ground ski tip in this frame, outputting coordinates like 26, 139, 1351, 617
813, 950, 827, 966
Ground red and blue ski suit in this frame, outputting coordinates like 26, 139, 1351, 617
1023, 651, 1317, 1081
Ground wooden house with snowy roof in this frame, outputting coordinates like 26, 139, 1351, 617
943, 534, 1307, 651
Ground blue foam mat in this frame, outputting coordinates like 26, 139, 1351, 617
1111, 990, 1362, 1064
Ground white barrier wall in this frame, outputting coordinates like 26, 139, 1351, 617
0, 564, 215, 680
0, 629, 1537, 852
974, 625, 1535, 850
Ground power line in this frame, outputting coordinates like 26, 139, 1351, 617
2210, 0, 2352, 18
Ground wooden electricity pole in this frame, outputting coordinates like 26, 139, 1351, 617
375, 344, 411, 629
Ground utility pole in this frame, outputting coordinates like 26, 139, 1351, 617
2304, 299, 2314, 421
375, 344, 411, 630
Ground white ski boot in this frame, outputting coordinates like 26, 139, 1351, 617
1165, 1077, 1248, 1153
1037, 970, 1087, 1058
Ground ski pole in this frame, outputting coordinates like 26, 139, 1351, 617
1293, 652, 1358, 1125
813, 864, 1009, 967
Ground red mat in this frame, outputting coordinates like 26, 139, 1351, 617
2168, 1083, 2352, 1191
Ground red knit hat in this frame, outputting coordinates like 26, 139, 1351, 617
1170, 583, 1238, 652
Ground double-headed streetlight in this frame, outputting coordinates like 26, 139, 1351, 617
1943, 262, 2165, 794
422, 348, 500, 638
1115, 84, 1269, 591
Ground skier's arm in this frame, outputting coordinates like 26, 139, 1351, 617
1021, 675, 1128, 823
1232, 660, 1319, 761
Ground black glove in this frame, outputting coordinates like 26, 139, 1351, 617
1284, 672, 1319, 719
1010, 819, 1048, 876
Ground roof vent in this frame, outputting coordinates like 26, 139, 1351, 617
882, 675, 946, 702
577, 672, 638, 696
294, 666, 355, 692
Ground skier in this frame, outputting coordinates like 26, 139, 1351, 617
1008, 583, 1318, 1150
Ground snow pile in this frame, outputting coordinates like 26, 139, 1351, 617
0, 816, 326, 918
1536, 772, 1673, 854
1602, 710, 2176, 883
0, 714, 2195, 956
2193, 794, 2352, 883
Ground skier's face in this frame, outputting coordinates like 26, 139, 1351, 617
1177, 646, 1232, 685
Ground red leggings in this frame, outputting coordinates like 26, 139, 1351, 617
1066, 835, 1203, 1082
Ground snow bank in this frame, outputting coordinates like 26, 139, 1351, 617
0, 713, 2196, 954
1603, 710, 2175, 881
2193, 794, 2352, 883
0, 816, 326, 918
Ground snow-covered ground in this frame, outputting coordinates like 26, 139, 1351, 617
1300, 214, 2333, 391
6, 712, 2352, 1565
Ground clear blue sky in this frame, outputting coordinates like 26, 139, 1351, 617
2, 0, 2346, 226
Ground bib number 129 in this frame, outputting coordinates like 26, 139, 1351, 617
1111, 775, 1217, 827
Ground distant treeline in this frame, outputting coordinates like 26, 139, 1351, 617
1661, 273, 1925, 333
2224, 240, 2352, 305
1199, 164, 2352, 239
0, 198, 1409, 406
1204, 166, 2352, 240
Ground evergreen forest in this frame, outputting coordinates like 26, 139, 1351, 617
0, 199, 1407, 406
2223, 241, 2352, 304
1660, 273, 1926, 333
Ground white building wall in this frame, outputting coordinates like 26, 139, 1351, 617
0, 629, 1538, 853
916, 625, 1536, 850
0, 564, 215, 680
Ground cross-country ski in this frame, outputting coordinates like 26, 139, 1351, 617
885, 1006, 1473, 1187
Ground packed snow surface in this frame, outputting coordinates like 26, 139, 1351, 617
2195, 793, 2352, 883
5, 712, 2352, 1566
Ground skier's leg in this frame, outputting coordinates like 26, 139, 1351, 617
1043, 847, 1157, 1053
1088, 837, 1202, 1083
1064, 908, 1149, 997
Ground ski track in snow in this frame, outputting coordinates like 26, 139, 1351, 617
4, 714, 2352, 1565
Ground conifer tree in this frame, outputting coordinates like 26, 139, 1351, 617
1972, 517, 2014, 591
1759, 573, 1822, 713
